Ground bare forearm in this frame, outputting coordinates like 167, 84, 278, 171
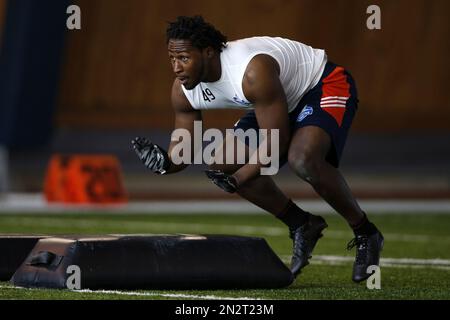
233, 163, 261, 186
164, 162, 189, 174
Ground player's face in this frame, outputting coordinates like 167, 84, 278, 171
168, 39, 207, 90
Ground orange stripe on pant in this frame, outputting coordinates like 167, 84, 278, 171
320, 66, 350, 127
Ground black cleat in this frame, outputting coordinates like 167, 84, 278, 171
347, 230, 384, 283
289, 214, 328, 277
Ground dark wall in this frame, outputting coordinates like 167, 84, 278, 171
0, 0, 68, 147
5, 0, 449, 132
0, 0, 6, 44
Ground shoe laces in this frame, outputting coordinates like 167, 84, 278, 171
347, 235, 369, 264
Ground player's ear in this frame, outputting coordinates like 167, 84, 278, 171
205, 46, 215, 59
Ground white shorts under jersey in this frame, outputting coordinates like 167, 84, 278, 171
181, 36, 327, 113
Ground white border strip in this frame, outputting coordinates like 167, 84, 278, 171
321, 104, 346, 108
321, 96, 349, 101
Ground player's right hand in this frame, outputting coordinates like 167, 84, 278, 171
204, 170, 238, 193
131, 137, 170, 175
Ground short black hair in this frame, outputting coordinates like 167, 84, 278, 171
166, 16, 227, 52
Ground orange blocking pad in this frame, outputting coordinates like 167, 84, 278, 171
44, 154, 128, 204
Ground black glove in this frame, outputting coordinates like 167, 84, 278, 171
205, 170, 238, 193
131, 137, 170, 175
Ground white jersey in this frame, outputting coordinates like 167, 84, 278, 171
182, 36, 327, 113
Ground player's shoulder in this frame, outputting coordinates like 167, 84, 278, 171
226, 36, 293, 49
242, 55, 282, 103
222, 36, 265, 57
227, 36, 277, 45
244, 55, 279, 85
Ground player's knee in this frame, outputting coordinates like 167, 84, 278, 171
288, 150, 321, 184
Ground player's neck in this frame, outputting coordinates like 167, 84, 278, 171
204, 55, 221, 82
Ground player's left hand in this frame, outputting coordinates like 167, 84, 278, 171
204, 170, 238, 193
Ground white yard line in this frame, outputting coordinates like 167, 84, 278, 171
0, 285, 259, 300
324, 230, 443, 243
1, 193, 450, 214
280, 255, 450, 270
73, 289, 260, 300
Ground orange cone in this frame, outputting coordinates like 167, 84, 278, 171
44, 154, 128, 204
